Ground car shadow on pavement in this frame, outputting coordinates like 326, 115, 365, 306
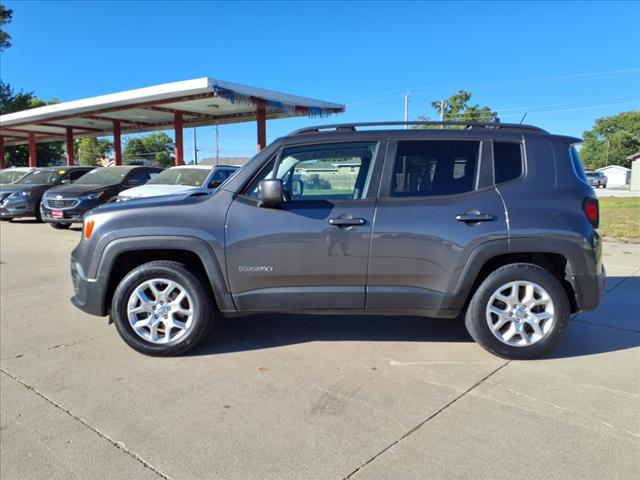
189, 277, 639, 358
190, 313, 473, 356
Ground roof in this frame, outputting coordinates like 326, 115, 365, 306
0, 78, 345, 146
597, 165, 631, 172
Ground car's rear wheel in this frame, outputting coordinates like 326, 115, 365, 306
49, 222, 71, 229
465, 263, 570, 359
111, 260, 214, 356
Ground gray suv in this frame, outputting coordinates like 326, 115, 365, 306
69, 121, 605, 359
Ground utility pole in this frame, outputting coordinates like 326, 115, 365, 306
193, 127, 198, 164
605, 138, 610, 166
404, 91, 410, 129
215, 125, 220, 165
440, 99, 445, 129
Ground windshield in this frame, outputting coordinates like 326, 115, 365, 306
74, 168, 129, 185
148, 168, 210, 187
0, 170, 27, 184
16, 170, 64, 185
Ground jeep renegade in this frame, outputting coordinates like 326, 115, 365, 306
70, 121, 605, 359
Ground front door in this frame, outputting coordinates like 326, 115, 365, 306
226, 141, 384, 310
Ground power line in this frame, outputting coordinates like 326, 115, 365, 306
346, 68, 640, 106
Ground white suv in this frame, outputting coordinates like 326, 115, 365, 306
117, 164, 239, 201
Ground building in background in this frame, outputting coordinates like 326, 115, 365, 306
596, 165, 631, 187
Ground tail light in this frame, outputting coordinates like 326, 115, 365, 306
583, 197, 599, 229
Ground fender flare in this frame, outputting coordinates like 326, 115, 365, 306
95, 235, 235, 313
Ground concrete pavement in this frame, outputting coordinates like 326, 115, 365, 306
1, 219, 639, 479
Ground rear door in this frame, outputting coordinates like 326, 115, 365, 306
225, 141, 384, 310
367, 138, 508, 314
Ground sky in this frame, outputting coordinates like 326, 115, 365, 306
1, 0, 639, 160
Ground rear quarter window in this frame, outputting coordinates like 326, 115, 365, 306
570, 146, 588, 184
493, 142, 523, 184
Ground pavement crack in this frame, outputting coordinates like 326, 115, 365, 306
485, 382, 640, 439
342, 361, 510, 480
0, 368, 173, 480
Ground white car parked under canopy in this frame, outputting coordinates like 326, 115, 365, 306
117, 164, 239, 201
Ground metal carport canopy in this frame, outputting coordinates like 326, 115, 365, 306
0, 77, 345, 167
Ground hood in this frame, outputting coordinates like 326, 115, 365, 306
119, 184, 201, 199
46, 183, 119, 197
0, 184, 45, 194
92, 191, 206, 215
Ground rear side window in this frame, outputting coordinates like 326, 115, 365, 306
493, 142, 523, 184
391, 141, 479, 197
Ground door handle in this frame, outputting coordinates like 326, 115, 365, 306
329, 217, 366, 226
455, 212, 495, 223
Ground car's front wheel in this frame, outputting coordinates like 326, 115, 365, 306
111, 260, 214, 356
465, 263, 570, 359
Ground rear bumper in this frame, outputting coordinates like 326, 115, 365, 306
70, 259, 108, 317
572, 265, 606, 313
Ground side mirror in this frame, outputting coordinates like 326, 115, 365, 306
208, 179, 223, 189
60, 178, 71, 185
258, 179, 284, 208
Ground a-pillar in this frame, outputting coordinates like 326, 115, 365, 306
113, 120, 122, 165
65, 127, 74, 166
28, 132, 37, 167
256, 105, 266, 152
174, 112, 184, 165
0, 136, 5, 169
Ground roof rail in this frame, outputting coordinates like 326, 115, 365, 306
290, 121, 548, 135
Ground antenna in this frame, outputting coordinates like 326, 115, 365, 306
519, 112, 528, 124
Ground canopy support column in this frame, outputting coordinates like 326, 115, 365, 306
113, 120, 122, 165
65, 127, 74, 166
28, 132, 37, 168
174, 112, 184, 165
256, 105, 266, 152
0, 136, 5, 169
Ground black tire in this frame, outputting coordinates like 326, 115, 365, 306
49, 222, 72, 229
111, 260, 215, 356
35, 202, 43, 222
465, 263, 570, 360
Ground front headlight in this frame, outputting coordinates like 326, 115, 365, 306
16, 191, 33, 197
83, 191, 105, 201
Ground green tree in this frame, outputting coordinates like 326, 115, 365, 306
1, 82, 65, 167
579, 111, 640, 170
0, 3, 12, 51
77, 137, 113, 166
417, 90, 497, 126
124, 133, 174, 167
0, 81, 34, 114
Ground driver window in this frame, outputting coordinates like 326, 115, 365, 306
244, 142, 378, 201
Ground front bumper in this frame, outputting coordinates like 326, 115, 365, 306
41, 197, 101, 224
70, 258, 108, 317
0, 195, 38, 219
